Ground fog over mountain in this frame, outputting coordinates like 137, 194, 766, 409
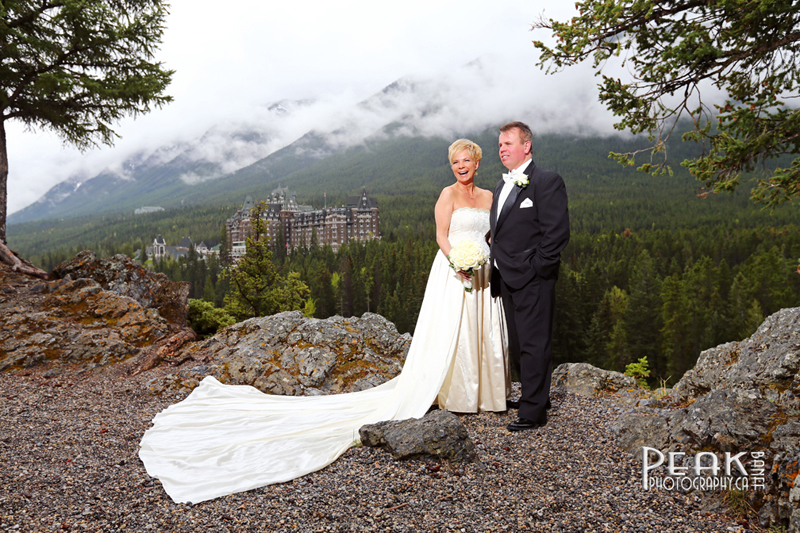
7, 0, 742, 221
9, 56, 625, 224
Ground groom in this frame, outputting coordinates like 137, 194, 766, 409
489, 121, 570, 432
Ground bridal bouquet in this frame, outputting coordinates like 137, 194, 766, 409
448, 240, 489, 292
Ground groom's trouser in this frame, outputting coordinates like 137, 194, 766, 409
500, 274, 556, 422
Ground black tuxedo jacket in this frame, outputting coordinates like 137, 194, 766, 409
489, 160, 570, 297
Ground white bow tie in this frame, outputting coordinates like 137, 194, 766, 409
502, 170, 523, 184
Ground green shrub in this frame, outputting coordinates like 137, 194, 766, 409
625, 356, 651, 389
188, 299, 237, 338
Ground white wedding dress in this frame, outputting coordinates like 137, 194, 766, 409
139, 207, 509, 503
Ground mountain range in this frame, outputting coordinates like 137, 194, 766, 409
8, 59, 795, 250
8, 60, 626, 225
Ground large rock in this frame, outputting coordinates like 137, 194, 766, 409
615, 388, 779, 453
673, 307, 800, 409
52, 251, 190, 326
614, 307, 800, 531
0, 252, 193, 372
551, 362, 638, 397
359, 409, 478, 463
148, 311, 411, 396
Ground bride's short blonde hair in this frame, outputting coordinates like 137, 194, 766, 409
448, 139, 482, 165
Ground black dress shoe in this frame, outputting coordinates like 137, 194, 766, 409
507, 414, 546, 432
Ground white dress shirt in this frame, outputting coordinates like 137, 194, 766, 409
494, 158, 532, 269
496, 158, 532, 222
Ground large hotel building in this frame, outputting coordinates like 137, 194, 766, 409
226, 187, 380, 260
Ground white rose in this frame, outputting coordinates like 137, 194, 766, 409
450, 240, 487, 271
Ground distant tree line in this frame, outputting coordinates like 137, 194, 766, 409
552, 226, 800, 384
146, 218, 800, 385
294, 223, 800, 385
7, 129, 800, 384
11, 195, 799, 385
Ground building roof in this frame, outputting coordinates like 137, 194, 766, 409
347, 190, 378, 210
236, 195, 256, 217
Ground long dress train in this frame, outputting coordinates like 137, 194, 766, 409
139, 207, 508, 503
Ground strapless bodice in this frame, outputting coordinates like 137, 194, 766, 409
448, 207, 490, 256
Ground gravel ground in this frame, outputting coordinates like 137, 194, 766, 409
1, 365, 742, 533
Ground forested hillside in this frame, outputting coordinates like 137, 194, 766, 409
7, 130, 798, 384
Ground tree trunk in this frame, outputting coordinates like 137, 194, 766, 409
0, 121, 48, 279
0, 120, 7, 245
0, 242, 50, 279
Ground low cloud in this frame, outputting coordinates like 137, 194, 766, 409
6, 0, 732, 216
5, 55, 622, 215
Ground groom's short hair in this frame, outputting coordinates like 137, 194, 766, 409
500, 121, 532, 144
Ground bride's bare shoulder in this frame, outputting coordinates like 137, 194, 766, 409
435, 186, 457, 218
477, 187, 493, 198
439, 184, 457, 196
476, 187, 493, 209
437, 185, 457, 203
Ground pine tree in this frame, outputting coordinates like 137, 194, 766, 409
0, 0, 173, 249
223, 204, 310, 320
533, 0, 800, 204
552, 265, 586, 365
202, 274, 216, 303
602, 286, 629, 372
660, 274, 687, 383
622, 250, 663, 378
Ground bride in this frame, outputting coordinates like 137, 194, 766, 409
139, 139, 509, 503
433, 139, 509, 412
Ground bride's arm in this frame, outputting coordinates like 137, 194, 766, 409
434, 188, 454, 256
435, 188, 470, 281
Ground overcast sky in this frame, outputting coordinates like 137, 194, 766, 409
6, 0, 617, 215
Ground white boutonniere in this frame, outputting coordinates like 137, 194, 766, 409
503, 170, 530, 188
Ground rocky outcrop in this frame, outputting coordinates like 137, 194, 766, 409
52, 251, 190, 327
673, 307, 800, 408
0, 252, 194, 372
551, 362, 638, 397
616, 388, 780, 453
359, 409, 478, 463
614, 307, 800, 531
147, 311, 411, 397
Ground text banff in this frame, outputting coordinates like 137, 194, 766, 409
642, 447, 766, 491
